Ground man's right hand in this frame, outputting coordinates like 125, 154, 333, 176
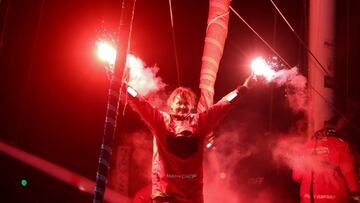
243, 74, 257, 89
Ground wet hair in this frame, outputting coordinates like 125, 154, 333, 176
167, 87, 197, 111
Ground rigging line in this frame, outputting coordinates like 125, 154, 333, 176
229, 6, 291, 68
121, 0, 137, 116
207, 11, 229, 29
271, 0, 278, 47
268, 0, 279, 132
270, 0, 360, 128
230, 5, 360, 135
122, 0, 137, 77
269, 0, 331, 78
125, 0, 137, 56
309, 83, 360, 135
168, 0, 181, 86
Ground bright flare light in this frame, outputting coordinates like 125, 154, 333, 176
250, 57, 275, 81
96, 41, 117, 66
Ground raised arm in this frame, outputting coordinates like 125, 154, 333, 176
121, 84, 165, 130
199, 85, 248, 135
198, 74, 257, 135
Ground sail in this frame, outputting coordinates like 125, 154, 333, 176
198, 0, 231, 112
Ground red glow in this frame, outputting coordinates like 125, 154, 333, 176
0, 141, 132, 203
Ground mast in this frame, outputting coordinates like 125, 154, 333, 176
198, 0, 231, 112
93, 0, 134, 202
308, 0, 336, 133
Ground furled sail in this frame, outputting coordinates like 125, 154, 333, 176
198, 0, 231, 112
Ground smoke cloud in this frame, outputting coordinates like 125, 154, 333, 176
126, 54, 166, 97
203, 124, 256, 203
272, 134, 307, 173
125, 131, 153, 183
203, 119, 297, 203
272, 67, 308, 113
204, 125, 249, 203
251, 57, 308, 113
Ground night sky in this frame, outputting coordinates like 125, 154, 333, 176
1, 0, 360, 202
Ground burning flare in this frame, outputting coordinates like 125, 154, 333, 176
96, 40, 117, 67
250, 57, 275, 81
250, 56, 308, 112
95, 39, 165, 97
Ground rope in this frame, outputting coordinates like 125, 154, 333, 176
125, 0, 137, 56
268, 0, 279, 132
168, 0, 181, 86
93, 0, 137, 202
269, 0, 331, 78
121, 0, 137, 115
268, 0, 360, 134
269, 0, 348, 98
229, 6, 291, 68
207, 11, 229, 29
229, 5, 360, 135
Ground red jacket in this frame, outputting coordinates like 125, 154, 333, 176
126, 86, 247, 202
292, 134, 360, 203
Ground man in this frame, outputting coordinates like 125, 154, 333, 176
292, 121, 360, 203
123, 75, 255, 203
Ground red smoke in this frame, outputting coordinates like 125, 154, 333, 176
203, 126, 255, 203
272, 134, 308, 172
272, 67, 308, 113
126, 54, 166, 97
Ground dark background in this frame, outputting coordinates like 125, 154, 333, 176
0, 0, 359, 202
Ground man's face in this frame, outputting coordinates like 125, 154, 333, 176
170, 94, 192, 117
